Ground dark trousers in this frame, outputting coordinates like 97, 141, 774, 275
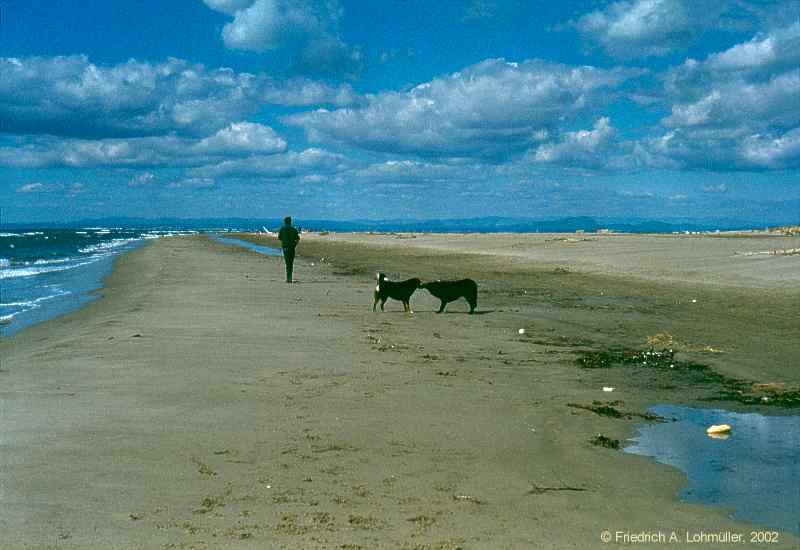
282, 247, 296, 282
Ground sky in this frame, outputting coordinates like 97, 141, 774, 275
1, 0, 799, 224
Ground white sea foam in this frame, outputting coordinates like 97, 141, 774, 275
30, 256, 76, 266
0, 233, 21, 237
0, 258, 99, 279
78, 238, 140, 254
0, 258, 10, 268
1, 289, 69, 308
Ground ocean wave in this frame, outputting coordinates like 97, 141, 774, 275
1, 289, 69, 308
0, 258, 99, 279
78, 237, 141, 254
0, 258, 9, 268
30, 256, 77, 266
0, 233, 21, 237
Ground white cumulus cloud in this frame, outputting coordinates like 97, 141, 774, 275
285, 58, 641, 159
573, 0, 724, 59
636, 23, 800, 170
0, 55, 360, 140
531, 117, 618, 168
204, 0, 362, 77
0, 122, 286, 169
195, 122, 287, 155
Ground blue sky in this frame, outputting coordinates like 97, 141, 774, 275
2, 0, 799, 224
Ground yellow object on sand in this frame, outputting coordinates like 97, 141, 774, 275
706, 424, 732, 435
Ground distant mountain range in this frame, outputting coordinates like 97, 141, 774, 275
2, 216, 793, 234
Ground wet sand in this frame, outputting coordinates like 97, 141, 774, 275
1, 232, 798, 549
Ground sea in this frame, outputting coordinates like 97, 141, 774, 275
0, 228, 198, 337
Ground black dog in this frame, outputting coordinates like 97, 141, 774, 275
420, 279, 478, 314
373, 273, 421, 313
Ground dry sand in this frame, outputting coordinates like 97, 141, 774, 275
1, 233, 798, 549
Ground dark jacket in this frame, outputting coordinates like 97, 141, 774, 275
278, 225, 300, 249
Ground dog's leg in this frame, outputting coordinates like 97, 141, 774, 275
373, 296, 378, 312
436, 299, 446, 313
380, 298, 386, 311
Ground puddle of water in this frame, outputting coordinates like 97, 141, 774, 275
625, 405, 800, 534
211, 234, 283, 257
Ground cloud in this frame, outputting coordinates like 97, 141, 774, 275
704, 22, 800, 75
530, 117, 618, 168
634, 24, 800, 170
202, 0, 255, 16
17, 182, 44, 193
573, 0, 724, 59
635, 126, 800, 170
195, 122, 287, 155
285, 58, 641, 159
191, 148, 351, 179
0, 56, 360, 140
0, 122, 287, 169
619, 190, 655, 198
703, 183, 729, 193
204, 0, 361, 77
129, 172, 156, 187
167, 177, 216, 189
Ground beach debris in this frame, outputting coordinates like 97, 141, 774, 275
407, 514, 437, 530
567, 401, 663, 421
691, 299, 697, 303
706, 424, 732, 436
131, 333, 142, 338
752, 383, 786, 393
645, 332, 724, 354
602, 387, 615, 392
590, 434, 620, 449
518, 328, 526, 335
527, 484, 588, 495
129, 512, 144, 521
453, 494, 482, 504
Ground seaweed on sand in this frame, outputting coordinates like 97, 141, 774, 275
575, 345, 800, 408
590, 434, 621, 449
567, 401, 663, 421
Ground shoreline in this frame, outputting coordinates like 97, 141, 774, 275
1, 234, 797, 548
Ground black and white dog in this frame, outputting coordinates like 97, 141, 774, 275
373, 272, 421, 313
420, 279, 478, 314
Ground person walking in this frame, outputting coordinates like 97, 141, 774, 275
277, 216, 300, 283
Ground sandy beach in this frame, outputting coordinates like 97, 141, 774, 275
1, 232, 798, 549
